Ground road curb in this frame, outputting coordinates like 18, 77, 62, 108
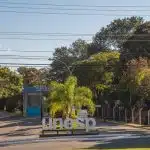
106, 120, 150, 130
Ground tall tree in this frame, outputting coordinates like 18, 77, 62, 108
118, 57, 149, 108
135, 68, 150, 103
50, 39, 89, 81
0, 67, 23, 111
73, 51, 120, 105
121, 21, 150, 63
93, 16, 144, 50
17, 67, 43, 86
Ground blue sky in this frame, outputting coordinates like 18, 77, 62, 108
0, 0, 150, 68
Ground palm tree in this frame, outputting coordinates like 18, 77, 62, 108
48, 76, 95, 118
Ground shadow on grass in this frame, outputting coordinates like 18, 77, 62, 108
85, 136, 150, 149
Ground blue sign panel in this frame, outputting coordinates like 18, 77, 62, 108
26, 92, 42, 117
27, 107, 41, 117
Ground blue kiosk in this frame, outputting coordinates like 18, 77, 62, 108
23, 86, 49, 117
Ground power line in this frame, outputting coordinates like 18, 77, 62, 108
0, 10, 149, 16
0, 32, 93, 36
0, 33, 93, 37
0, 65, 49, 68
0, 52, 149, 56
1, 33, 150, 36
0, 37, 92, 42
0, 63, 149, 65
0, 50, 141, 54
0, 37, 75, 40
0, 32, 93, 35
0, 58, 49, 60
1, 32, 150, 36
1, 64, 150, 69
1, 5, 150, 12
0, 49, 53, 52
0, 37, 150, 41
0, 55, 50, 60
0, 56, 50, 59
0, 1, 150, 8
0, 65, 48, 67
0, 52, 148, 57
0, 55, 51, 57
0, 63, 49, 65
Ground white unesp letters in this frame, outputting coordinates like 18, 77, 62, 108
42, 117, 96, 132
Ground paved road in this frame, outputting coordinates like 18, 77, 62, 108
0, 133, 150, 150
0, 117, 41, 141
0, 117, 150, 149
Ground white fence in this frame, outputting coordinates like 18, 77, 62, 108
99, 105, 150, 125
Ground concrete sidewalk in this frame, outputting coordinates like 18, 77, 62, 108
0, 111, 12, 119
0, 111, 21, 119
106, 120, 150, 130
126, 123, 150, 130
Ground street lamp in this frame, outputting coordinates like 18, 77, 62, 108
49, 58, 74, 75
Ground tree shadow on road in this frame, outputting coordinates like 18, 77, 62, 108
90, 137, 150, 149
0, 126, 41, 137
0, 117, 41, 128
82, 136, 150, 149
0, 117, 41, 139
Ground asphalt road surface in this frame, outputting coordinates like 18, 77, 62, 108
0, 117, 150, 150
0, 133, 150, 150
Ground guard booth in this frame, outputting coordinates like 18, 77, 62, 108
23, 86, 49, 117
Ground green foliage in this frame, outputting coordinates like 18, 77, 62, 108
96, 84, 110, 92
17, 67, 47, 86
74, 51, 120, 87
49, 39, 89, 81
73, 51, 120, 106
118, 57, 150, 107
122, 21, 150, 63
0, 67, 23, 111
0, 67, 23, 98
93, 16, 143, 50
48, 76, 95, 118
1, 16, 150, 114
135, 69, 146, 85
135, 68, 150, 100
